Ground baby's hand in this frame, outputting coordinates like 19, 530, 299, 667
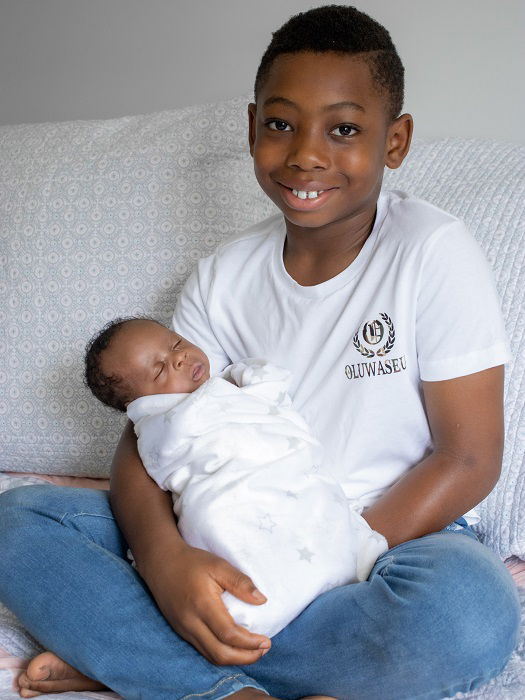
142, 543, 271, 665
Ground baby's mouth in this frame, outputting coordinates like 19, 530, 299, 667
192, 363, 205, 381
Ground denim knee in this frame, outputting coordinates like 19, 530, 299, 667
377, 532, 521, 680
0, 484, 123, 558
0, 484, 41, 526
438, 535, 521, 673
0, 484, 64, 531
0, 487, 44, 594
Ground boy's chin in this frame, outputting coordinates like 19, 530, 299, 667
281, 208, 339, 230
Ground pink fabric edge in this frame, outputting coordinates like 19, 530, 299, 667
5, 472, 109, 490
506, 555, 525, 587
0, 647, 27, 694
0, 647, 27, 670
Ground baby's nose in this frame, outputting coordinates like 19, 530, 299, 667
173, 350, 186, 369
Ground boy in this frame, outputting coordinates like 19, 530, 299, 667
84, 316, 387, 638
6, 5, 519, 700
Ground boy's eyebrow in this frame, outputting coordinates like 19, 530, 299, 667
262, 96, 365, 113
323, 100, 365, 113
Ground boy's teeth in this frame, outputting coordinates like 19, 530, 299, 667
292, 189, 324, 200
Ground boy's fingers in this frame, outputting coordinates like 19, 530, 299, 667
201, 596, 271, 651
187, 619, 269, 666
216, 564, 267, 605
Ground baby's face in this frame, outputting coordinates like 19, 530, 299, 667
100, 320, 210, 403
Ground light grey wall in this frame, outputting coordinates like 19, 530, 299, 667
1, 0, 524, 143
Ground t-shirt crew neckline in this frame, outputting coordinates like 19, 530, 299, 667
272, 192, 389, 299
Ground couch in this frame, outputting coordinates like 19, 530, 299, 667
0, 95, 524, 698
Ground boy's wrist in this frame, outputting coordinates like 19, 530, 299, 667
134, 528, 189, 581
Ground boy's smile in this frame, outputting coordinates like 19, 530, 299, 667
248, 51, 412, 256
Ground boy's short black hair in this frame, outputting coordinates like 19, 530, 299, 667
84, 316, 156, 412
254, 4, 404, 121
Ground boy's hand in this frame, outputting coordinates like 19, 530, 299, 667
139, 543, 271, 666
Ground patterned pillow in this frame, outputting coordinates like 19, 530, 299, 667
0, 96, 275, 477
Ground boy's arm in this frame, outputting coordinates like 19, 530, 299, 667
362, 365, 504, 548
109, 421, 271, 665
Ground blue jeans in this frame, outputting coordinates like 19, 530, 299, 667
0, 485, 520, 700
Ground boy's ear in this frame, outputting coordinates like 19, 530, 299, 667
248, 103, 257, 157
384, 113, 413, 170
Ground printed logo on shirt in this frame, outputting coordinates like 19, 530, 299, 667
345, 313, 407, 380
353, 313, 395, 358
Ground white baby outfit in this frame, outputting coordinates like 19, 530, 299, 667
127, 359, 387, 638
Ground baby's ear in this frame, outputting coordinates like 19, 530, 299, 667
384, 113, 413, 170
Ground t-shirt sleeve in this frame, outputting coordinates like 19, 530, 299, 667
416, 220, 511, 381
172, 256, 231, 375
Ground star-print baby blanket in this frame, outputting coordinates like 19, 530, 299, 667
127, 359, 388, 637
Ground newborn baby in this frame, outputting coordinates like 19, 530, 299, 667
85, 317, 388, 637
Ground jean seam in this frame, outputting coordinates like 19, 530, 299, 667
59, 512, 115, 525
179, 673, 249, 700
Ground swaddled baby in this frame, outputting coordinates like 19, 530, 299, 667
85, 317, 388, 637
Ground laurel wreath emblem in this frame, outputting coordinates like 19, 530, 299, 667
352, 333, 375, 358
376, 313, 395, 356
353, 313, 395, 358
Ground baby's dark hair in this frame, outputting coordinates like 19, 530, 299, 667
254, 4, 404, 121
85, 316, 157, 412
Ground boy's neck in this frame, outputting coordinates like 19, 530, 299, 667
282, 207, 377, 286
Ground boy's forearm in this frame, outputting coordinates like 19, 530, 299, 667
109, 420, 187, 575
364, 368, 504, 549
362, 450, 499, 548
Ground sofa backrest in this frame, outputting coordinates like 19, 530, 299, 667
0, 96, 276, 476
1, 96, 523, 558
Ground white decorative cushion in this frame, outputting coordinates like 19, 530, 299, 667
0, 98, 523, 559
0, 96, 275, 477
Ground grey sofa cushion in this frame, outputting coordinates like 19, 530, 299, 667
0, 96, 275, 478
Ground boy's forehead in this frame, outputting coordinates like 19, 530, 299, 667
258, 51, 384, 111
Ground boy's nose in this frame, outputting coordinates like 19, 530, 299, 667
286, 132, 329, 171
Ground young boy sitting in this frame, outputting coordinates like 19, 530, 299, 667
84, 316, 388, 638
7, 5, 519, 700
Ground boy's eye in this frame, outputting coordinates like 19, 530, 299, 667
266, 119, 292, 132
154, 364, 164, 380
330, 124, 358, 137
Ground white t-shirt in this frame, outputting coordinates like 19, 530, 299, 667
172, 190, 510, 522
